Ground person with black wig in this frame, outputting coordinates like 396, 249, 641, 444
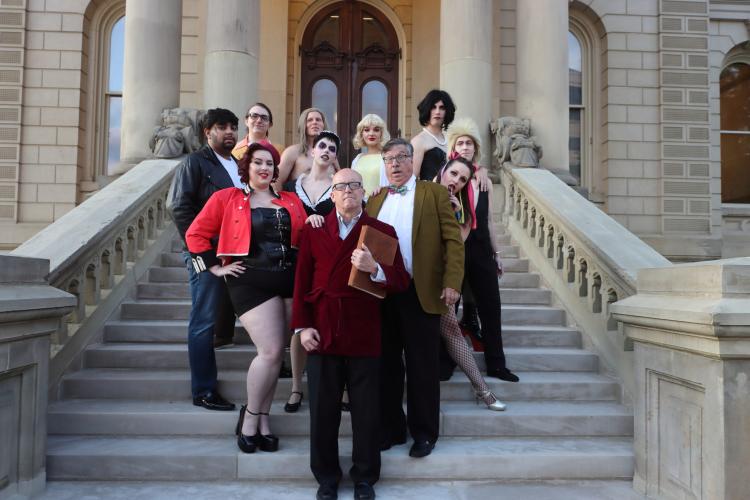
410, 89, 455, 182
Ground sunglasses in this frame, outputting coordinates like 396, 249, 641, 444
317, 142, 337, 154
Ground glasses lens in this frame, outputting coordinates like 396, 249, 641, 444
249, 113, 268, 122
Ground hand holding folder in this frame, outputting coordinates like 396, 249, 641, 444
348, 225, 398, 299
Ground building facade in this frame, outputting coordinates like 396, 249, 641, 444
0, 0, 748, 260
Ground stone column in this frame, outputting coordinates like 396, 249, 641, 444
204, 0, 259, 138
515, 0, 569, 170
119, 0, 182, 169
439, 0, 493, 167
612, 258, 750, 500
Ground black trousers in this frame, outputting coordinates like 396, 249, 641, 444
307, 353, 380, 487
380, 282, 441, 444
465, 249, 506, 371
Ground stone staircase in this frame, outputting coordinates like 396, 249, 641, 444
46, 225, 634, 482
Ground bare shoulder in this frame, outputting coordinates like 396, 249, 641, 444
410, 131, 428, 148
280, 144, 300, 161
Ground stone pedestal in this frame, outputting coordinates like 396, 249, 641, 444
515, 0, 569, 170
204, 0, 259, 138
612, 258, 750, 500
119, 0, 182, 169
439, 0, 492, 166
0, 256, 74, 499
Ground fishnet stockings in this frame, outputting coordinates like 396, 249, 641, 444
440, 307, 494, 404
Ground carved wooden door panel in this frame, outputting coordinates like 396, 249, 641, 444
301, 1, 399, 167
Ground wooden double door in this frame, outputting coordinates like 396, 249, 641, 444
301, 1, 400, 167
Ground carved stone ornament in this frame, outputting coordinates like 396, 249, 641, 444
491, 116, 543, 168
149, 108, 205, 159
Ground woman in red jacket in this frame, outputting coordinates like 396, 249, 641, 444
186, 141, 306, 454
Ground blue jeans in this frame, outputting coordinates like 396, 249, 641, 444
184, 251, 226, 398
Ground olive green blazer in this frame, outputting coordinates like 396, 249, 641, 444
366, 180, 464, 315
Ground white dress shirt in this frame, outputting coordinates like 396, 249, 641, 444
337, 210, 362, 240
376, 175, 416, 276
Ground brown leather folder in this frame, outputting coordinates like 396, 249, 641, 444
347, 224, 398, 299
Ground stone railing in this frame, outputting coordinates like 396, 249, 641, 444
497, 166, 671, 400
721, 203, 750, 258
10, 158, 181, 389
612, 257, 750, 499
0, 255, 74, 498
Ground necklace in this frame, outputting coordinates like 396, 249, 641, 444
422, 127, 447, 146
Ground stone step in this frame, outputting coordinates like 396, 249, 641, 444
82, 344, 596, 372
498, 272, 540, 288
135, 282, 548, 305
497, 245, 519, 258
48, 400, 631, 437
119, 300, 563, 324
34, 479, 650, 500
104, 321, 580, 347
61, 369, 611, 402
46, 435, 634, 481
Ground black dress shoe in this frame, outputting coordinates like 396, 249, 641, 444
487, 367, 520, 383
408, 440, 434, 458
354, 482, 375, 500
193, 391, 235, 411
213, 336, 234, 349
316, 483, 338, 500
379, 433, 407, 451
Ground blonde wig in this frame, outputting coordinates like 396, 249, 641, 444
297, 107, 328, 155
352, 114, 391, 150
446, 117, 482, 163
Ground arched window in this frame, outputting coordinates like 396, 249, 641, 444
80, 1, 125, 197
568, 31, 583, 184
720, 50, 750, 203
568, 9, 604, 202
106, 17, 124, 175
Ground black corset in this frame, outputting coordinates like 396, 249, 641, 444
241, 207, 296, 270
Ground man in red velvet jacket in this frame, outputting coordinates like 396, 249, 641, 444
292, 168, 410, 500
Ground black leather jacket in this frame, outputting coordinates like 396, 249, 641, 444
167, 145, 237, 244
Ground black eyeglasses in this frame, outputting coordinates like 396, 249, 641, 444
332, 181, 363, 191
317, 142, 337, 154
247, 113, 270, 122
382, 153, 411, 164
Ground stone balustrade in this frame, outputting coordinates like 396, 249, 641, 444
497, 165, 671, 399
0, 255, 74, 498
612, 257, 750, 499
10, 159, 180, 390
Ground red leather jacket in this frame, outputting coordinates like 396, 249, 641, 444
185, 187, 306, 271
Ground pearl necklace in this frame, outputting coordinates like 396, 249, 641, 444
422, 127, 447, 146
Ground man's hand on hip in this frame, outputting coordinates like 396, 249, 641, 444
440, 287, 460, 306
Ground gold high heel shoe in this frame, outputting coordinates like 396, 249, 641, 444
475, 389, 507, 411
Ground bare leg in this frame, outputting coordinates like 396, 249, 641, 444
440, 308, 496, 404
239, 296, 285, 436
289, 334, 307, 404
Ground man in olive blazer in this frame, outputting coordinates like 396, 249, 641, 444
365, 137, 464, 458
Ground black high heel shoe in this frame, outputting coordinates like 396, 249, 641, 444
235, 405, 260, 453
284, 391, 303, 413
257, 411, 279, 452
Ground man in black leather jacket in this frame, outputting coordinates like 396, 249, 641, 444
167, 108, 240, 411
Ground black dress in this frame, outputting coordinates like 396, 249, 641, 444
464, 191, 507, 371
225, 207, 297, 315
419, 147, 446, 181
283, 176, 334, 217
